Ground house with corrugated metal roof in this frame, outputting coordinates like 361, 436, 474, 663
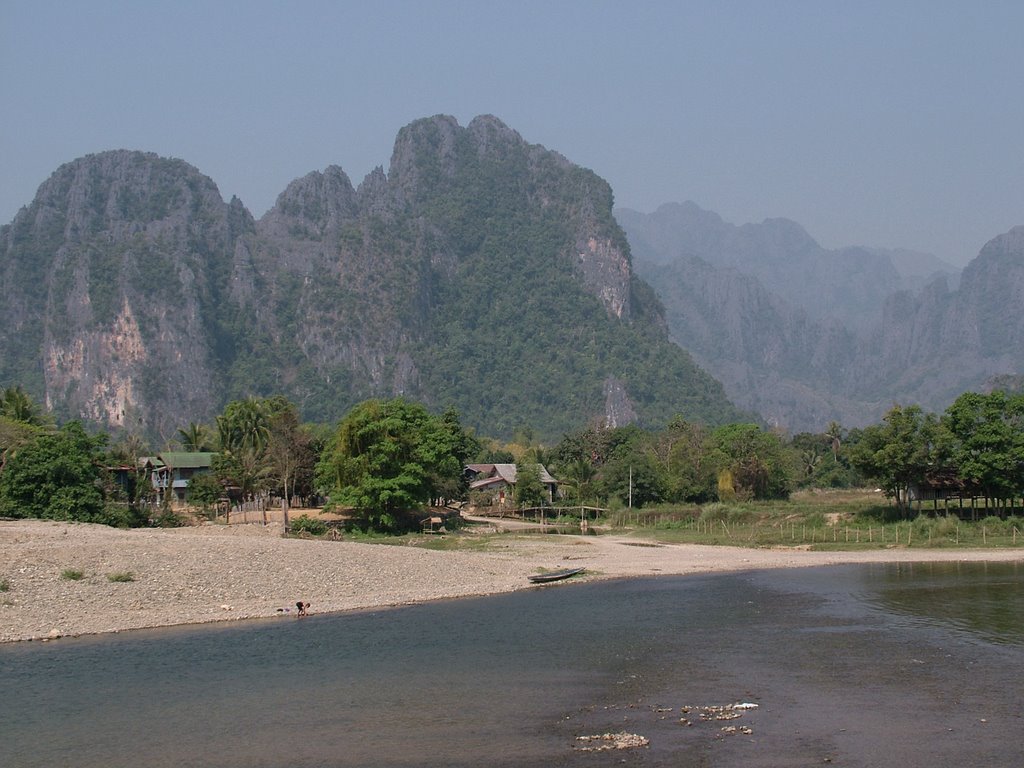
465, 463, 559, 506
141, 452, 217, 502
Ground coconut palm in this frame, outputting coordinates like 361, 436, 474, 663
825, 421, 843, 463
177, 422, 213, 452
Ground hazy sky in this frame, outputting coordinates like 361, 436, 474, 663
3, 0, 1022, 265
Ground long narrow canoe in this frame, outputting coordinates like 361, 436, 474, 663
528, 567, 585, 584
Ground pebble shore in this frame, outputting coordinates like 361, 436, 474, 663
3, 519, 1022, 643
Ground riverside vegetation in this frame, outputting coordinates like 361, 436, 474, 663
4, 384, 1021, 554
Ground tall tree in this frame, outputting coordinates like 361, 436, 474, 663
943, 391, 1024, 503
664, 418, 717, 503
316, 399, 472, 531
562, 458, 596, 503
849, 404, 946, 514
711, 423, 792, 500
264, 402, 316, 524
513, 461, 548, 507
214, 397, 273, 497
0, 422, 108, 522
825, 421, 844, 463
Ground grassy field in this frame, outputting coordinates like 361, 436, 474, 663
280, 489, 1024, 552
601, 489, 1024, 550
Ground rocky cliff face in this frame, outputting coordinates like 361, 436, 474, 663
623, 202, 1021, 432
1, 118, 744, 440
856, 226, 1024, 410
0, 151, 243, 436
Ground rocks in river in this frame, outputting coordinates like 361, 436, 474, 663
679, 702, 758, 733
575, 732, 649, 751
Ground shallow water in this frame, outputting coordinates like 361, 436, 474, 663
1, 562, 1022, 767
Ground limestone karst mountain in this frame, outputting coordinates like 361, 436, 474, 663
0, 116, 745, 440
618, 203, 1022, 433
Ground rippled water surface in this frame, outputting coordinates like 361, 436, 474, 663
2, 562, 1022, 767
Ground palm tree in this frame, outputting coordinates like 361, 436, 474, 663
178, 422, 213, 452
217, 398, 270, 454
825, 421, 843, 463
801, 448, 822, 478
1, 385, 48, 426
215, 398, 272, 500
563, 458, 596, 503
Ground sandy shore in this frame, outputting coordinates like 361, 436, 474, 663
3, 518, 1023, 643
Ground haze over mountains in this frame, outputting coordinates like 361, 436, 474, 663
1, 115, 1021, 440
619, 203, 1023, 431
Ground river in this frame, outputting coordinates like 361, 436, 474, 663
2, 561, 1021, 767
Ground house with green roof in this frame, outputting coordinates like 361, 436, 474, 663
141, 452, 217, 502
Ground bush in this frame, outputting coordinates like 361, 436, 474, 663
149, 507, 189, 528
106, 571, 135, 582
101, 503, 149, 528
61, 569, 85, 581
931, 515, 960, 538
699, 503, 756, 524
0, 578, 9, 592
290, 514, 328, 536
979, 515, 1010, 534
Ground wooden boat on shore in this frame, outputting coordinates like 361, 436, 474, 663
528, 567, 585, 584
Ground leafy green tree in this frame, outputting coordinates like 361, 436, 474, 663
662, 418, 718, 502
561, 458, 597, 503
0, 416, 44, 473
825, 421, 844, 463
513, 461, 548, 507
188, 471, 224, 509
943, 391, 1024, 502
217, 397, 271, 454
554, 425, 614, 467
598, 443, 667, 508
428, 408, 478, 504
799, 447, 823, 479
316, 399, 471, 531
849, 404, 946, 514
0, 422, 108, 522
711, 423, 792, 500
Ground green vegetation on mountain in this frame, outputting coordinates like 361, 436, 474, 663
0, 118, 745, 440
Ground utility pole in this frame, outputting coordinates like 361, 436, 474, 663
628, 465, 633, 509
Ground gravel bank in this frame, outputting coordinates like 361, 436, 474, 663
3, 519, 1022, 643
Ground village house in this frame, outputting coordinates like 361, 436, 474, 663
464, 463, 560, 507
141, 452, 216, 503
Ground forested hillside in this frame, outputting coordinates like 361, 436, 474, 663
0, 116, 745, 441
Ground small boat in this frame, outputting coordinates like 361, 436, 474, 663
528, 567, 585, 584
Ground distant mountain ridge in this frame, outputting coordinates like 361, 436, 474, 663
618, 202, 1023, 432
0, 116, 746, 440
617, 202, 960, 331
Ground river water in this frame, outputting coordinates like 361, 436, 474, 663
1, 561, 1022, 767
